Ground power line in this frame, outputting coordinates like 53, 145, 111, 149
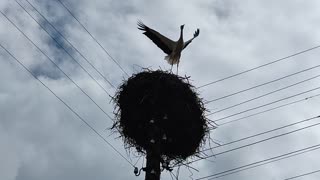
198, 45, 320, 89
205, 63, 320, 104
186, 115, 320, 165
210, 73, 320, 114
211, 147, 320, 180
208, 86, 320, 121
15, 0, 115, 98
195, 143, 320, 180
0, 10, 113, 121
217, 93, 320, 126
55, 0, 129, 77
21, 0, 116, 89
206, 145, 320, 180
0, 43, 134, 167
284, 169, 320, 180
202, 116, 320, 152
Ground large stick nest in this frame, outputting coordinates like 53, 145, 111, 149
113, 70, 209, 162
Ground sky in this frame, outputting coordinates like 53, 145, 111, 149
1, 0, 320, 179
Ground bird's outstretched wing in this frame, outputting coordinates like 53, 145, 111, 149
137, 21, 175, 55
183, 28, 200, 49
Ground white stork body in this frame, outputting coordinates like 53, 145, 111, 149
138, 21, 199, 74
165, 30, 184, 69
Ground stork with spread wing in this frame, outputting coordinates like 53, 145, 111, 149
138, 21, 200, 74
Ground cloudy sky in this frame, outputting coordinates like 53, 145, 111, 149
1, 0, 320, 179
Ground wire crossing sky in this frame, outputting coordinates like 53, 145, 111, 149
205, 63, 320, 104
202, 115, 320, 153
180, 115, 320, 165
195, 144, 320, 180
15, 0, 115, 94
284, 169, 320, 180
56, 0, 130, 77
0, 43, 134, 167
217, 93, 320, 126
197, 45, 320, 89
0, 10, 113, 121
20, 0, 116, 89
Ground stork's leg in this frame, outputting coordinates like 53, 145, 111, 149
176, 62, 179, 75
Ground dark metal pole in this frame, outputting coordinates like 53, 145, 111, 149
145, 119, 161, 180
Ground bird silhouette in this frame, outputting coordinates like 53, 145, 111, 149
138, 21, 200, 74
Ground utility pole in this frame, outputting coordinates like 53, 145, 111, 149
145, 119, 161, 180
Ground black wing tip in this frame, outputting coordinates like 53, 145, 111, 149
137, 20, 147, 31
194, 28, 200, 37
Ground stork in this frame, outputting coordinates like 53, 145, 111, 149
137, 21, 200, 74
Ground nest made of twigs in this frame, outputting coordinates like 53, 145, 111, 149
112, 70, 209, 162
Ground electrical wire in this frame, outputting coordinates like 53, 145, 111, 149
22, 0, 116, 89
210, 73, 320, 114
185, 115, 320, 165
284, 169, 320, 180
217, 93, 320, 126
0, 43, 134, 167
198, 45, 320, 89
208, 86, 320, 120
0, 10, 113, 121
15, 0, 115, 98
205, 63, 320, 103
206, 145, 320, 180
195, 143, 320, 180
55, 0, 129, 77
202, 116, 320, 152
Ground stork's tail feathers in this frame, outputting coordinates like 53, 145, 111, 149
164, 55, 173, 65
164, 55, 178, 65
